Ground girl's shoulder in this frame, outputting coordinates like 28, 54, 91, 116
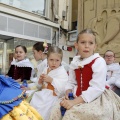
94, 56, 106, 63
107, 63, 120, 71
92, 56, 106, 66
70, 53, 104, 69
37, 59, 47, 68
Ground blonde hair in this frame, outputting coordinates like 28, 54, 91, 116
47, 46, 63, 59
76, 28, 96, 43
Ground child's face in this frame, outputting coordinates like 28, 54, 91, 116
15, 47, 26, 61
104, 51, 115, 65
47, 53, 62, 70
75, 33, 96, 59
32, 49, 42, 61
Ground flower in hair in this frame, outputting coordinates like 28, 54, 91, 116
43, 40, 48, 53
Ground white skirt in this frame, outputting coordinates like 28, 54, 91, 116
30, 89, 58, 120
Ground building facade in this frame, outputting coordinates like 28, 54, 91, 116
0, 0, 77, 74
2, 0, 119, 74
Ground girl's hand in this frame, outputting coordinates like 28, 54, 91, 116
20, 86, 30, 91
61, 94, 85, 110
16, 78, 22, 82
38, 74, 44, 84
60, 98, 75, 110
65, 89, 72, 100
42, 74, 53, 83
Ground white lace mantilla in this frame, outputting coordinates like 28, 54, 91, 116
11, 58, 34, 68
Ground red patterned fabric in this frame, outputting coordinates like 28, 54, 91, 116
75, 58, 98, 96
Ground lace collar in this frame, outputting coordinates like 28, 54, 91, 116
70, 53, 100, 70
11, 58, 34, 69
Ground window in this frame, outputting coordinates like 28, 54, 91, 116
0, 0, 46, 16
71, 0, 78, 30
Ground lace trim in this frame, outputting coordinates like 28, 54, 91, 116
0, 90, 26, 104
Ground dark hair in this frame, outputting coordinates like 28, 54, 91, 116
15, 45, 27, 53
33, 42, 51, 53
33, 42, 44, 52
76, 28, 96, 43
104, 50, 115, 58
47, 46, 63, 59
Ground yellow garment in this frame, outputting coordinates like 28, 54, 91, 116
1, 101, 43, 120
1, 114, 13, 120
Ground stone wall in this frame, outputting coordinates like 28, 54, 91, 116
78, 0, 120, 62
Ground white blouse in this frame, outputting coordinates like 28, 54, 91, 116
37, 59, 47, 80
42, 65, 68, 97
30, 59, 47, 87
106, 63, 120, 88
65, 53, 107, 103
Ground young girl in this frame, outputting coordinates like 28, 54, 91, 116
104, 50, 120, 96
31, 42, 69, 84
31, 42, 49, 84
0, 75, 43, 120
25, 42, 49, 97
49, 29, 120, 120
7, 45, 34, 82
30, 46, 68, 120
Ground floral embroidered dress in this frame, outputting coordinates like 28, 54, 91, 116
0, 75, 43, 120
49, 53, 120, 120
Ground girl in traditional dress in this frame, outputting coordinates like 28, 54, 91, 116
0, 75, 43, 120
25, 42, 49, 97
31, 41, 49, 84
104, 50, 120, 96
30, 46, 68, 120
49, 28, 120, 120
31, 42, 69, 84
7, 45, 34, 82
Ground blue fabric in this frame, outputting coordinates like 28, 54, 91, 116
0, 75, 23, 118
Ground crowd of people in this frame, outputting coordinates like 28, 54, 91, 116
0, 28, 120, 120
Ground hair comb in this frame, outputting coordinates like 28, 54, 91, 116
43, 40, 48, 53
